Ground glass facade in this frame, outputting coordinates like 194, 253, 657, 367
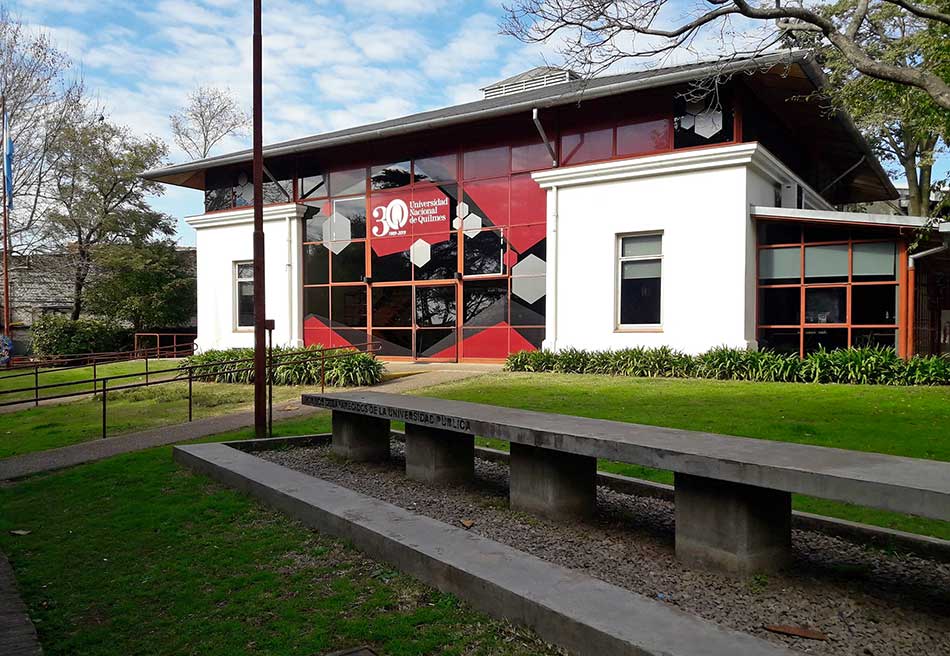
757, 222, 903, 355
301, 146, 548, 360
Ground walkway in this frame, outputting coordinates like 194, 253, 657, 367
0, 364, 495, 481
0, 552, 42, 655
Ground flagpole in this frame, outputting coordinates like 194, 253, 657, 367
1, 95, 10, 342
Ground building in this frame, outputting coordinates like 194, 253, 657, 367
142, 50, 950, 361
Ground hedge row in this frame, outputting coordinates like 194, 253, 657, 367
31, 315, 133, 357
182, 346, 385, 387
505, 346, 950, 386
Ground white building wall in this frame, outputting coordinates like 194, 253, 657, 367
189, 204, 304, 353
534, 143, 830, 355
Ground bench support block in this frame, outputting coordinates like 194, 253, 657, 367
405, 424, 474, 484
331, 411, 391, 461
675, 473, 791, 576
509, 443, 596, 520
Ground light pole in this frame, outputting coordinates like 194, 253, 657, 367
252, 0, 266, 437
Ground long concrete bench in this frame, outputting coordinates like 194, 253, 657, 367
301, 391, 950, 575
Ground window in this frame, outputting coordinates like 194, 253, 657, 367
235, 262, 254, 328
618, 234, 662, 326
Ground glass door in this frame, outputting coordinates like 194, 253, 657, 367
414, 283, 457, 361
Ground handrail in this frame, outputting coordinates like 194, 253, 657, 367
0, 340, 381, 439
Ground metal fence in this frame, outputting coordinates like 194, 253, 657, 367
0, 342, 378, 439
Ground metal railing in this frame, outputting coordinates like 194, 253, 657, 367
133, 332, 197, 356
0, 340, 379, 439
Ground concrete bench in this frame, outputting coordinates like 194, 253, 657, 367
301, 391, 950, 575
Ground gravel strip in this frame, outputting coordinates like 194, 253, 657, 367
260, 442, 950, 655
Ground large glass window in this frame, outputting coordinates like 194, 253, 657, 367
618, 234, 662, 326
756, 221, 902, 355
673, 95, 734, 149
234, 262, 254, 328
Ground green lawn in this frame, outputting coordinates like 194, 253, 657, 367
0, 440, 556, 656
415, 373, 950, 539
0, 359, 182, 404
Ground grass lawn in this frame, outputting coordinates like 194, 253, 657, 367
0, 439, 557, 656
0, 359, 182, 404
414, 372, 950, 540
0, 381, 309, 459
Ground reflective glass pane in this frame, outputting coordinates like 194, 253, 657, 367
302, 204, 327, 242
303, 245, 329, 285
621, 234, 662, 257
561, 128, 613, 166
616, 118, 671, 156
673, 96, 733, 148
803, 224, 850, 243
805, 244, 849, 282
758, 247, 800, 283
463, 279, 507, 326
804, 328, 847, 353
852, 285, 897, 324
329, 168, 365, 197
205, 187, 232, 212
237, 281, 254, 327
853, 242, 896, 280
620, 276, 661, 324
511, 141, 554, 172
331, 286, 367, 328
416, 328, 456, 359
622, 260, 661, 279
513, 327, 544, 350
414, 153, 457, 183
414, 238, 457, 280
331, 241, 365, 283
759, 328, 800, 355
263, 180, 291, 204
299, 173, 327, 199
236, 263, 254, 280
370, 161, 411, 190
415, 286, 456, 327
333, 198, 367, 239
805, 287, 846, 324
303, 286, 329, 322
372, 286, 412, 327
852, 328, 898, 350
511, 276, 545, 326
464, 229, 504, 276
463, 146, 509, 180
371, 242, 412, 282
758, 287, 800, 325
372, 329, 412, 357
461, 327, 508, 359
757, 222, 800, 246
334, 329, 369, 349
509, 174, 546, 225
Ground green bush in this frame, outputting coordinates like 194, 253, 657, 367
505, 345, 950, 386
31, 315, 133, 357
182, 345, 385, 387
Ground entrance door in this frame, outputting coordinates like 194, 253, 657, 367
413, 283, 457, 360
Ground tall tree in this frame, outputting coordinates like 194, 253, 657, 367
502, 0, 950, 110
85, 241, 196, 332
43, 116, 174, 319
170, 86, 249, 160
0, 6, 84, 254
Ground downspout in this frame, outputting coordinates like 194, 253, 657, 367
906, 240, 949, 357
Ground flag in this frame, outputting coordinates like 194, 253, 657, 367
3, 112, 12, 211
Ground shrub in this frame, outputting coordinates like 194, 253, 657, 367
31, 315, 133, 357
182, 345, 385, 387
504, 344, 950, 386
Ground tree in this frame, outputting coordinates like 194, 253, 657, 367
502, 0, 950, 111
0, 6, 85, 255
43, 116, 174, 320
85, 241, 196, 332
170, 86, 249, 160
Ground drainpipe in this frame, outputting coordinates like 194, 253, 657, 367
906, 239, 949, 357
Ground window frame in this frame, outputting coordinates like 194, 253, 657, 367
615, 231, 664, 330
234, 260, 255, 331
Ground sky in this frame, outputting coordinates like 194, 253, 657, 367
16, 0, 948, 246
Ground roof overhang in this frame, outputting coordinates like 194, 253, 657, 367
752, 206, 928, 229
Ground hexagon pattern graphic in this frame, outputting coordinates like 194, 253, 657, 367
410, 238, 431, 267
694, 111, 723, 138
511, 254, 546, 304
454, 200, 484, 237
326, 211, 352, 254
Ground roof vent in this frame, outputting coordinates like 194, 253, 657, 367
481, 67, 581, 99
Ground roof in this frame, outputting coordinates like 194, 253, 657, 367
142, 49, 895, 203
751, 206, 929, 228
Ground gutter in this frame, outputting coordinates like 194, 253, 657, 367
142, 50, 812, 181
908, 241, 949, 270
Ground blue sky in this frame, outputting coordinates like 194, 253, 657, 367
17, 0, 948, 245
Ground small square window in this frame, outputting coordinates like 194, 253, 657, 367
618, 234, 662, 326
235, 261, 254, 328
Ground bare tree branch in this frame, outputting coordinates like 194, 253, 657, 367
170, 86, 250, 160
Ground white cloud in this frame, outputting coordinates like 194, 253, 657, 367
423, 13, 503, 79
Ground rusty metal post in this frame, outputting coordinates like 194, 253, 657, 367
145, 351, 150, 386
101, 379, 107, 439
252, 0, 267, 438
92, 360, 97, 392
266, 320, 274, 437
188, 367, 193, 422
320, 349, 325, 394
33, 365, 38, 407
